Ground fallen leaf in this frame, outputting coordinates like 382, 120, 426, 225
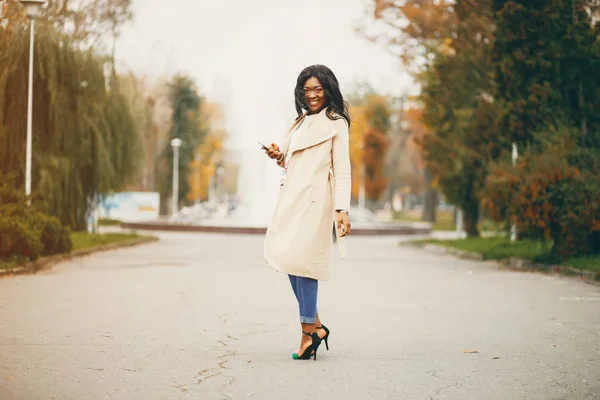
4, 376, 12, 380
493, 357, 500, 360
552, 344, 559, 348
461, 350, 479, 354
247, 360, 252, 363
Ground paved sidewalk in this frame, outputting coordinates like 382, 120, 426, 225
1, 232, 599, 400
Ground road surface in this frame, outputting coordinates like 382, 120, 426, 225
1, 232, 599, 399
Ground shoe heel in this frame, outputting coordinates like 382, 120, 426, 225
324, 337, 329, 351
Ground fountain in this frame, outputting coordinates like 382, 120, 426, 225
229, 142, 280, 226
121, 142, 431, 236
120, 102, 430, 235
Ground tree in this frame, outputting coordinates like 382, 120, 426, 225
482, 0, 600, 256
358, 1, 459, 222
416, 0, 499, 236
396, 106, 431, 205
362, 0, 499, 234
349, 94, 392, 208
384, 100, 428, 208
119, 73, 158, 191
160, 75, 206, 213
0, 0, 140, 230
358, 0, 457, 72
493, 0, 600, 148
187, 102, 228, 203
0, 0, 134, 52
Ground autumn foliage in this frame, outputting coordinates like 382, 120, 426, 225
186, 101, 228, 203
483, 137, 600, 259
361, 0, 456, 70
349, 95, 391, 204
361, 0, 600, 257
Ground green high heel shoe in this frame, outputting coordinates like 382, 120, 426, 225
292, 331, 322, 360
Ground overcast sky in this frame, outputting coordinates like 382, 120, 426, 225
116, 0, 414, 151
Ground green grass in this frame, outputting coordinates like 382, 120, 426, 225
0, 257, 25, 271
1, 232, 149, 271
393, 210, 455, 230
70, 232, 144, 251
422, 237, 600, 273
98, 218, 122, 226
566, 256, 600, 273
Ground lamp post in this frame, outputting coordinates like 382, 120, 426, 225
510, 142, 518, 242
208, 166, 219, 210
170, 138, 182, 216
194, 154, 201, 205
216, 166, 224, 207
20, 0, 46, 196
358, 142, 366, 213
456, 208, 464, 237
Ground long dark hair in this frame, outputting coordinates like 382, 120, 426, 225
294, 65, 351, 127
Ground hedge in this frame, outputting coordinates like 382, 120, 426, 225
0, 179, 72, 263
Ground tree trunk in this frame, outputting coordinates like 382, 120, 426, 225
463, 202, 480, 238
385, 179, 398, 207
572, 0, 588, 144
422, 168, 437, 223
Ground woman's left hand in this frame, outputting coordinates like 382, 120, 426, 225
336, 211, 351, 237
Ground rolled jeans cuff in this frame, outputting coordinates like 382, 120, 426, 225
299, 316, 317, 324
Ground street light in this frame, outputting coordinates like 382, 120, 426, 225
170, 138, 182, 216
358, 142, 366, 213
194, 154, 201, 205
208, 164, 222, 210
510, 142, 518, 242
20, 0, 46, 196
216, 166, 224, 206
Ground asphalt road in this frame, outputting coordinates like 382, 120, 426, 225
1, 232, 599, 400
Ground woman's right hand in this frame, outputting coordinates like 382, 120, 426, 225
264, 143, 282, 160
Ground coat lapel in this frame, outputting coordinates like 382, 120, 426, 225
282, 108, 336, 157
281, 113, 306, 155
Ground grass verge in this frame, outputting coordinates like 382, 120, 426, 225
1, 232, 152, 271
98, 218, 122, 226
393, 210, 455, 230
71, 232, 143, 251
420, 237, 600, 273
0, 257, 24, 271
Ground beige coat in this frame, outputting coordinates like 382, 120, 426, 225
263, 107, 351, 281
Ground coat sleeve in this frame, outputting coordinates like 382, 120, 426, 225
332, 118, 351, 212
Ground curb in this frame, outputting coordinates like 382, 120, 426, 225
120, 221, 432, 236
0, 236, 159, 278
403, 242, 600, 286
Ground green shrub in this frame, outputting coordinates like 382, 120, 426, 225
0, 178, 72, 262
483, 137, 600, 260
34, 213, 73, 256
0, 215, 44, 261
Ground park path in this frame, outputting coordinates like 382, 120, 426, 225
1, 231, 599, 400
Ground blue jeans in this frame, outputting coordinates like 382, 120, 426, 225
288, 275, 318, 323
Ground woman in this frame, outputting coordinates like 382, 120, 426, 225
263, 65, 352, 361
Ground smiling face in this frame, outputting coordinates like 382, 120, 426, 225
303, 77, 326, 113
